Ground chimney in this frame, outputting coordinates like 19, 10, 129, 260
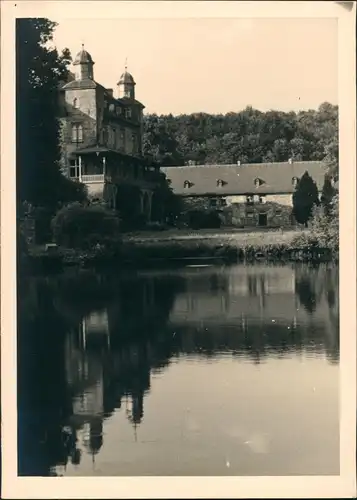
288, 158, 293, 165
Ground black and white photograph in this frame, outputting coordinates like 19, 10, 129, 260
1, 1, 356, 498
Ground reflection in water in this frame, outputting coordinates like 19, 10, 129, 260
17, 263, 339, 477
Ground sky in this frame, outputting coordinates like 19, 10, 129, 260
52, 17, 338, 116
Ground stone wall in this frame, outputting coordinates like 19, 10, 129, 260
180, 195, 295, 228
265, 193, 292, 206
222, 201, 293, 228
61, 88, 98, 172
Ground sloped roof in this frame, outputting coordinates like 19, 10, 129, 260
161, 161, 327, 196
73, 49, 94, 65
118, 71, 135, 85
60, 78, 98, 90
60, 80, 145, 109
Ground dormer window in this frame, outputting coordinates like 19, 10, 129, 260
254, 178, 262, 188
217, 179, 224, 188
73, 98, 78, 109
184, 180, 191, 189
292, 176, 299, 187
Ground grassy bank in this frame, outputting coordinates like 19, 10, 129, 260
122, 228, 333, 263
23, 228, 336, 274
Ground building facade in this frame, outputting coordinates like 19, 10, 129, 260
59, 46, 163, 222
161, 160, 329, 227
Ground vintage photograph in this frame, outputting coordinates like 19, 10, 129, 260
6, 1, 353, 489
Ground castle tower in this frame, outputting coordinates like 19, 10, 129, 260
117, 61, 136, 99
73, 45, 95, 81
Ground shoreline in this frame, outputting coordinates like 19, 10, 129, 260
22, 228, 337, 274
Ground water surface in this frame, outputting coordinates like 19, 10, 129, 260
17, 262, 339, 476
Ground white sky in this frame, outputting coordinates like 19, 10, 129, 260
52, 17, 337, 116
52, 17, 338, 116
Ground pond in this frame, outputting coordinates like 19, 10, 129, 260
17, 262, 339, 477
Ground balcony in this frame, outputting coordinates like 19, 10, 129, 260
81, 174, 104, 183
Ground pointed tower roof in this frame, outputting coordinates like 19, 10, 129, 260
117, 59, 135, 85
73, 44, 94, 65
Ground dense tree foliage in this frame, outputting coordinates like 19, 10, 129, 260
51, 202, 120, 248
292, 171, 319, 226
320, 176, 337, 214
16, 18, 86, 209
143, 103, 338, 170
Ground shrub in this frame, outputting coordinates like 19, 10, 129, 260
292, 171, 319, 226
187, 209, 221, 229
51, 202, 120, 249
291, 194, 338, 252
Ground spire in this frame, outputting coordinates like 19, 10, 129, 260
125, 57, 128, 72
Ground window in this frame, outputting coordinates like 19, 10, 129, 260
220, 198, 227, 207
132, 134, 136, 153
259, 195, 266, 204
133, 165, 138, 179
210, 198, 218, 208
69, 160, 79, 178
276, 209, 282, 216
246, 195, 254, 205
116, 107, 122, 115
125, 108, 132, 119
73, 98, 78, 109
254, 178, 261, 187
109, 103, 115, 113
71, 124, 83, 143
246, 212, 254, 218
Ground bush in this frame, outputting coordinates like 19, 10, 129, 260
187, 209, 221, 229
290, 194, 338, 251
51, 202, 121, 249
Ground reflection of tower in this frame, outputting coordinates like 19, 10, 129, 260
125, 391, 144, 442
81, 418, 104, 464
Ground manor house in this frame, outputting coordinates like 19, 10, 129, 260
58, 45, 163, 221
161, 160, 329, 227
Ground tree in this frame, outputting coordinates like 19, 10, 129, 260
16, 18, 86, 209
292, 171, 319, 226
320, 175, 337, 214
308, 193, 339, 250
142, 103, 338, 166
51, 202, 120, 248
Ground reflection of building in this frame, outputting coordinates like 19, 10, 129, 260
81, 310, 110, 350
166, 265, 337, 338
62, 320, 154, 464
54, 265, 338, 473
